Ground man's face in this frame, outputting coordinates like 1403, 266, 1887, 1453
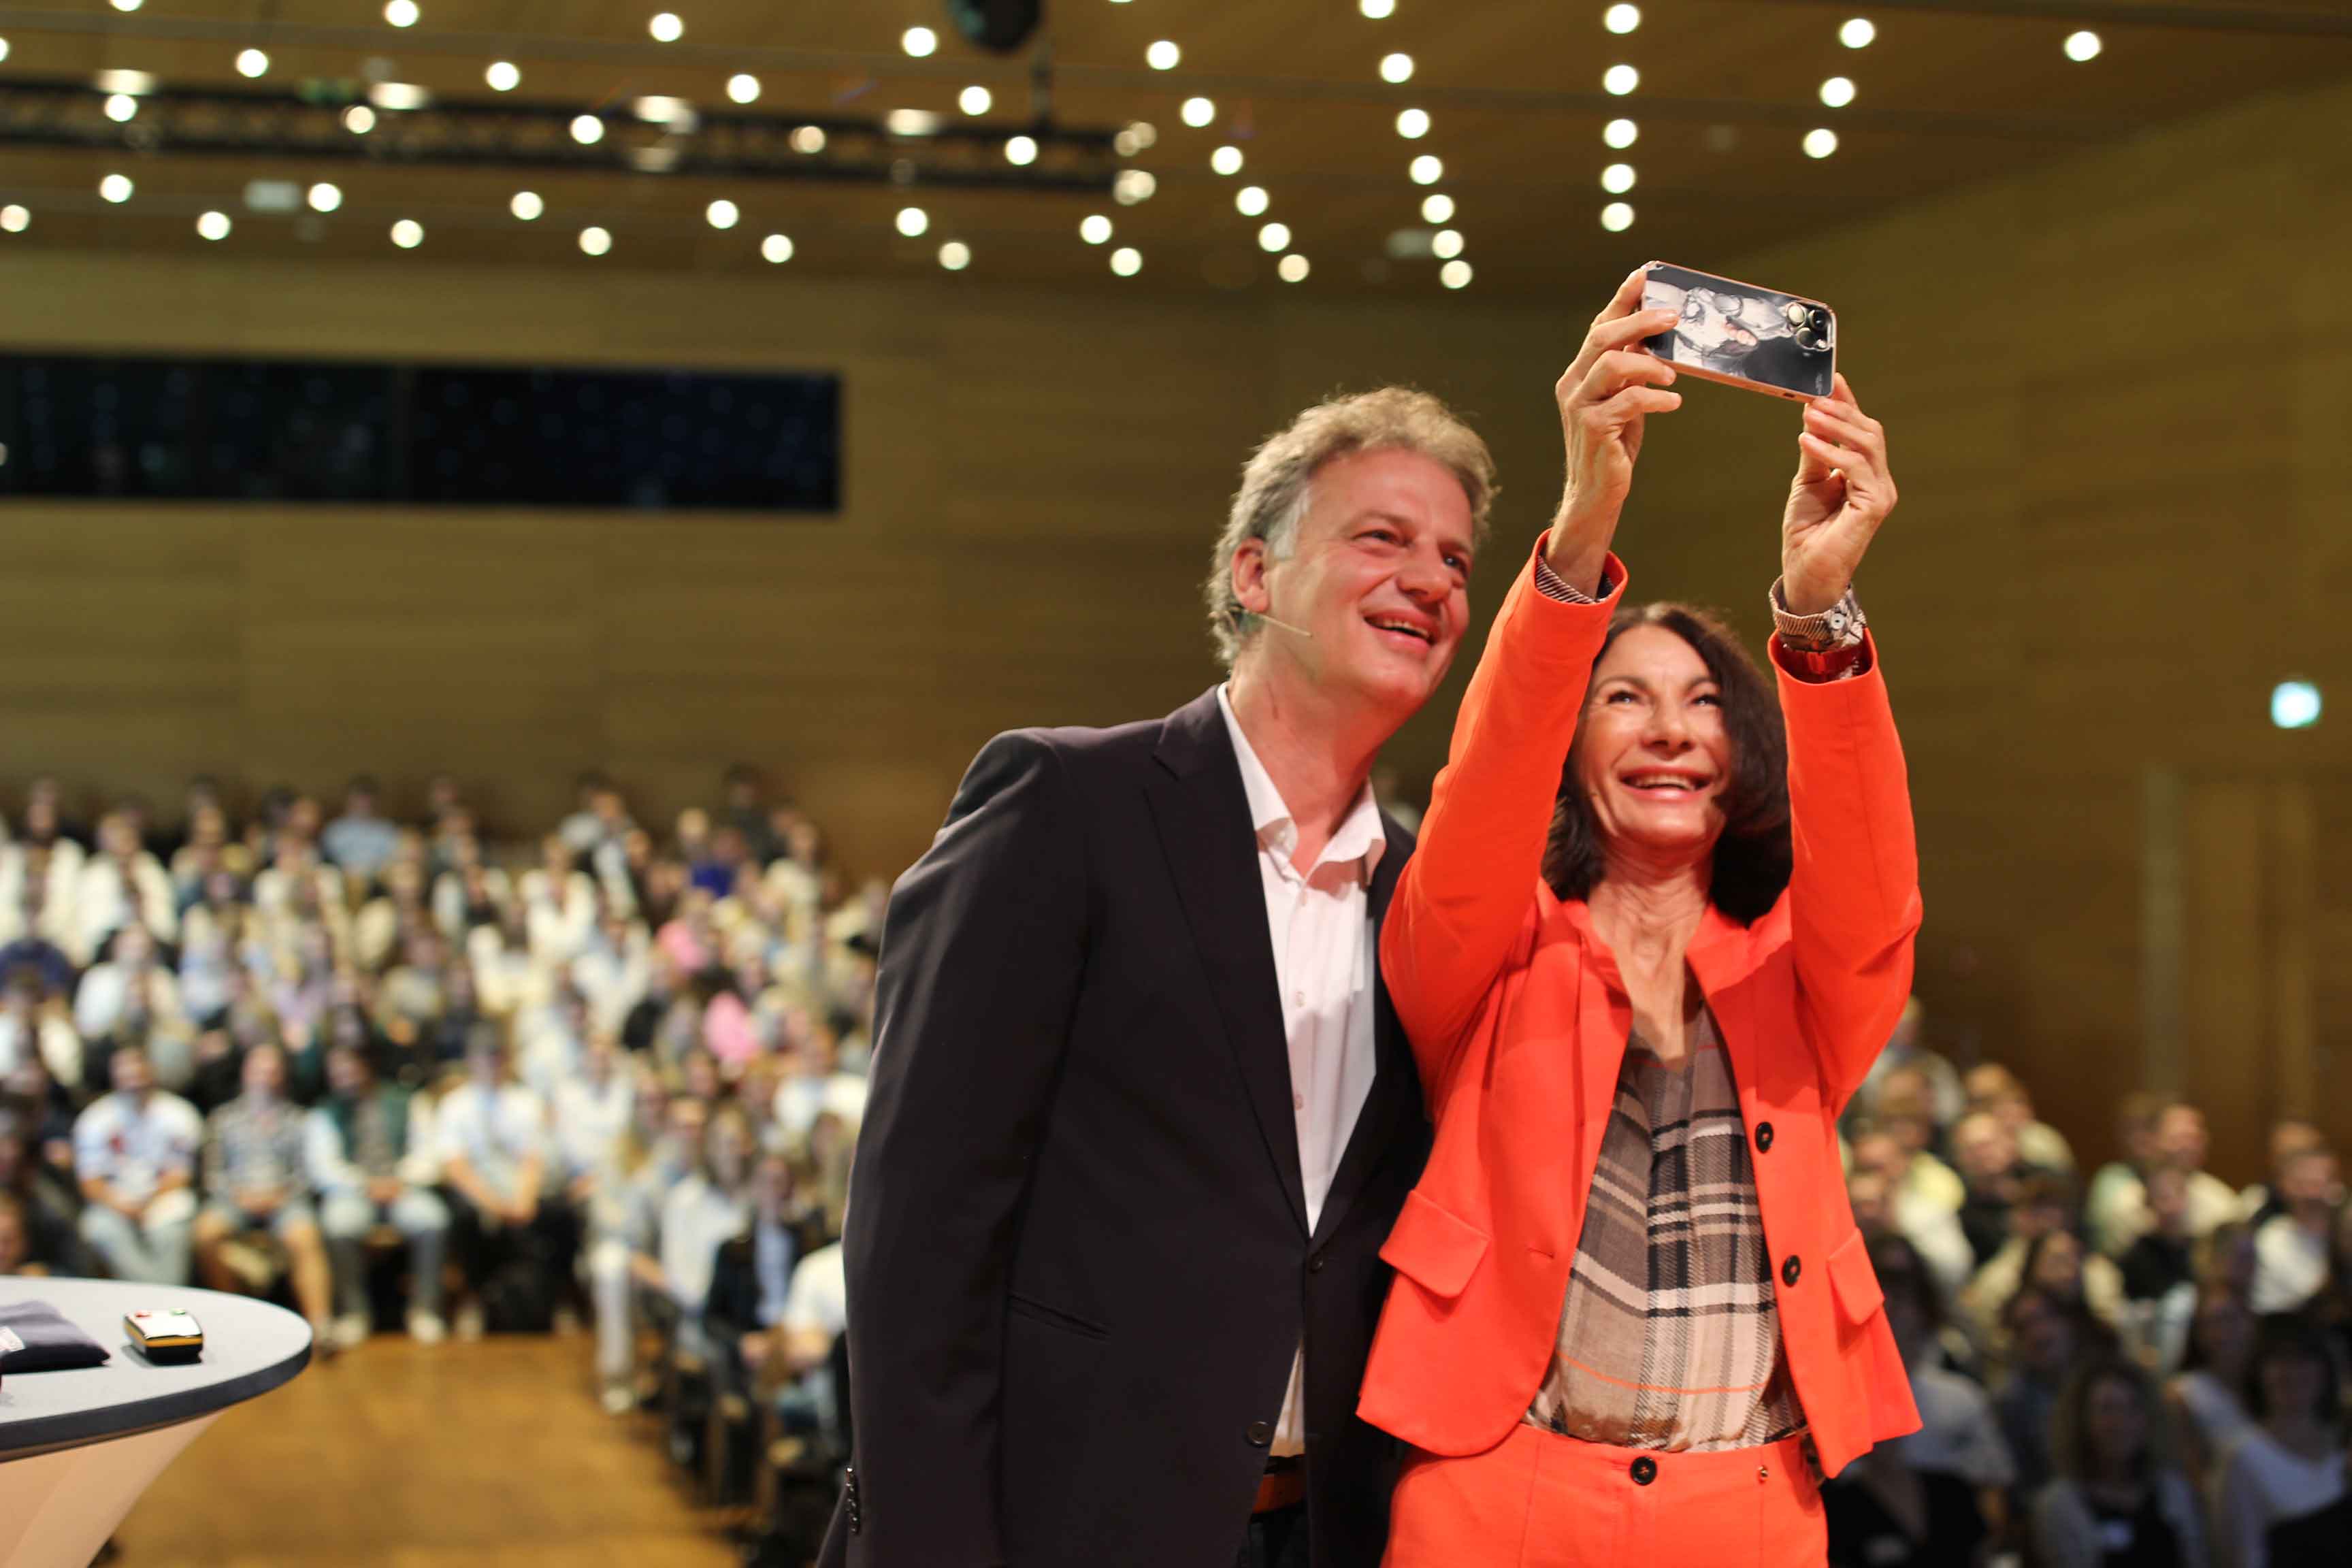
1239, 447, 1475, 722
2155, 1106, 2208, 1171
244, 1045, 287, 1100
112, 1050, 154, 1097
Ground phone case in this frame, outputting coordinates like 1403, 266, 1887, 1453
1640, 263, 1835, 403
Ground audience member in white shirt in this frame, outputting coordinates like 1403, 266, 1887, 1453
2248, 1146, 2338, 1316
436, 1027, 569, 1336
2215, 1318, 2345, 1568
71, 1045, 202, 1283
0, 974, 82, 1093
2169, 1288, 2257, 1501
655, 1102, 754, 1358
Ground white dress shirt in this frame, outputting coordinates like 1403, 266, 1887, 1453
1216, 685, 1386, 1456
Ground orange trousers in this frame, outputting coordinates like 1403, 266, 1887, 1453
1384, 1426, 1827, 1568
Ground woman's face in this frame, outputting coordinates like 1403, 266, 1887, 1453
2258, 1351, 2325, 1425
2031, 1232, 2085, 1292
1573, 625, 1733, 865
2197, 1294, 2253, 1369
2085, 1376, 2148, 1470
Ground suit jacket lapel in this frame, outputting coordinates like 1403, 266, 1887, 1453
1310, 814, 1418, 1251
1147, 689, 1309, 1235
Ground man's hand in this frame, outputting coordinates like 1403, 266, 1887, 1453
1782, 372, 1898, 615
1546, 266, 1683, 595
368, 1176, 402, 1207
237, 1186, 284, 1217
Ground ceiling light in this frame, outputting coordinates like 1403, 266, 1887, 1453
1110, 246, 1142, 276
344, 105, 376, 133
99, 173, 133, 203
486, 61, 521, 92
1604, 118, 1638, 148
383, 0, 417, 24
0, 205, 26, 233
959, 84, 992, 115
1279, 254, 1310, 282
1604, 4, 1642, 33
0, 42, 9, 65
370, 83, 430, 110
1820, 76, 1856, 108
510, 191, 542, 220
793, 125, 828, 154
1840, 17, 1876, 49
1004, 134, 1037, 165
104, 95, 137, 123
2272, 679, 2322, 730
1112, 169, 1156, 204
1360, 0, 1394, 16
391, 218, 423, 248
1601, 201, 1635, 231
571, 114, 605, 144
1147, 40, 1181, 70
1420, 193, 1454, 223
308, 182, 343, 212
1432, 228, 1463, 259
1181, 96, 1215, 128
902, 26, 937, 57
895, 206, 929, 238
1236, 185, 1269, 216
1396, 108, 1430, 139
1123, 120, 1158, 150
111, 0, 142, 10
762, 233, 793, 263
728, 74, 761, 105
244, 180, 301, 212
1601, 163, 1636, 193
579, 225, 611, 256
1603, 64, 1639, 95
938, 240, 971, 271
1257, 221, 1290, 252
95, 70, 157, 95
1379, 52, 1414, 84
649, 12, 683, 42
1803, 127, 1839, 158
1211, 145, 1244, 175
1440, 259, 1473, 289
196, 210, 231, 242
1080, 214, 1113, 244
706, 199, 739, 229
1409, 154, 1443, 184
236, 49, 270, 78
2064, 29, 2102, 62
886, 108, 942, 137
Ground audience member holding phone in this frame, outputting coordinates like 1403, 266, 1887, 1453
1360, 266, 1919, 1566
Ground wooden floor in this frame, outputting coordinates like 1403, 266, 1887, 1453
114, 1335, 740, 1568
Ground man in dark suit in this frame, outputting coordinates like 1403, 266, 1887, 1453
821, 388, 1499, 1568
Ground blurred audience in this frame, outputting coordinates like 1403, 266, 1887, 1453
2029, 1355, 2209, 1568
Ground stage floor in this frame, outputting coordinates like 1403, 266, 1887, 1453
113, 1333, 738, 1567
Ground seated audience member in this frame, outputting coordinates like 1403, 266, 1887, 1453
2215, 1316, 2345, 1568
2119, 1165, 2203, 1372
777, 1225, 849, 1440
0, 879, 78, 1000
1826, 1237, 2016, 1568
1997, 1284, 2097, 1506
194, 1043, 336, 1342
2090, 1094, 2174, 1258
655, 1102, 755, 1360
5, 1048, 76, 1173
570, 909, 650, 1041
72, 1045, 201, 1284
308, 1041, 450, 1345
75, 925, 195, 1087
1962, 1178, 2126, 1353
705, 1151, 819, 1399
436, 1026, 568, 1336
2030, 1356, 2210, 1568
2238, 1122, 2327, 1234
1852, 1126, 1976, 1301
1951, 1108, 2026, 1267
0, 1109, 78, 1269
69, 811, 176, 963
2168, 1288, 2257, 1500
585, 1077, 687, 1413
2248, 1145, 2339, 1316
551, 1036, 634, 1200
0, 970, 82, 1094
2104, 1102, 2245, 1257
321, 777, 400, 881
769, 1015, 868, 1145
1964, 1062, 2075, 1175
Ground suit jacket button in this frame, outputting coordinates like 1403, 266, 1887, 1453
1309, 1252, 1328, 1273
1630, 1456, 1657, 1485
1782, 1254, 1802, 1287
1754, 1122, 1774, 1153
1245, 1420, 1275, 1447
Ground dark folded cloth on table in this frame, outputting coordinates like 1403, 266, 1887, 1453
0, 1298, 111, 1371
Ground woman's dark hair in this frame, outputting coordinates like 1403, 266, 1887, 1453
1542, 602, 1791, 924
2243, 1312, 2342, 1426
2050, 1354, 2170, 1483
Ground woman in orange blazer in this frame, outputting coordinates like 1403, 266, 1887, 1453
1360, 269, 1923, 1567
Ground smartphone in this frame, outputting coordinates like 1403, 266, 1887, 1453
1639, 263, 1835, 404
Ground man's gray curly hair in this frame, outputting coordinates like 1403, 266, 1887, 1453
1203, 386, 1498, 670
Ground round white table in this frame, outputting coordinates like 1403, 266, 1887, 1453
0, 1278, 312, 1568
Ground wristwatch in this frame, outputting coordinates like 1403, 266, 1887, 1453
1769, 578, 1865, 653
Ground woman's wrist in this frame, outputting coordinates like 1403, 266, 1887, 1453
1544, 495, 1620, 598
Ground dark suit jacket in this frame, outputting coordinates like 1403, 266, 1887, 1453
819, 689, 1428, 1568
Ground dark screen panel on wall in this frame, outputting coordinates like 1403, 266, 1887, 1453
0, 354, 840, 511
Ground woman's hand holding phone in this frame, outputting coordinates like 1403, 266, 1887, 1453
1781, 373, 1898, 615
1545, 266, 1683, 597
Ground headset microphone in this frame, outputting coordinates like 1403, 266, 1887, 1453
1255, 612, 1316, 640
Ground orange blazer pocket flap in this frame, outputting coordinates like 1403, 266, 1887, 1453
1827, 1228, 1884, 1325
1379, 1189, 1490, 1298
